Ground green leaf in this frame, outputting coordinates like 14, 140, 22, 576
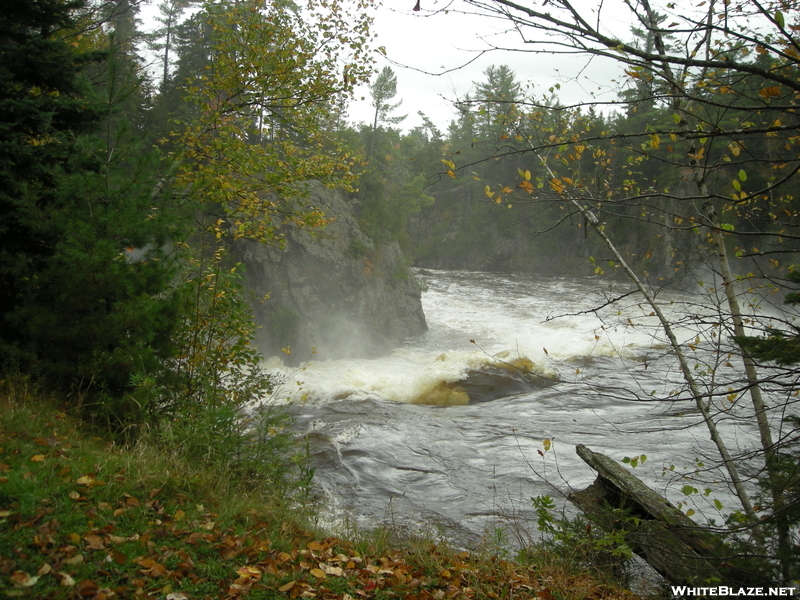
776, 10, 785, 28
681, 485, 696, 496
721, 223, 735, 232
672, 113, 681, 124
738, 169, 747, 182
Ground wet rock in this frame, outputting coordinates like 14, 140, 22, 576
413, 357, 559, 406
233, 181, 427, 363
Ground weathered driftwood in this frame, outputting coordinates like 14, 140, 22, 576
569, 444, 760, 587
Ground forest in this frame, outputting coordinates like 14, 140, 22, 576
1, 0, 800, 592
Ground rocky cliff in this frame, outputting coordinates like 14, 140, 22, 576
233, 182, 427, 363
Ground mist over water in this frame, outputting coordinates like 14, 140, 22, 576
264, 269, 769, 549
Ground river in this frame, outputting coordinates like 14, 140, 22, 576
265, 269, 773, 550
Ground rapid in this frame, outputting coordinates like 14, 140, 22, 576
265, 269, 771, 549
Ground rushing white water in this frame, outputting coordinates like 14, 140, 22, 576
264, 269, 780, 549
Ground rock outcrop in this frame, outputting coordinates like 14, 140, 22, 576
233, 182, 427, 363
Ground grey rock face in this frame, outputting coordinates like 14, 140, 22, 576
233, 182, 427, 363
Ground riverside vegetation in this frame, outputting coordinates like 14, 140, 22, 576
2, 0, 799, 593
0, 0, 650, 597
1, 378, 645, 599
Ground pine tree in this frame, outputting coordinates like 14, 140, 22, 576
0, 0, 189, 420
0, 0, 105, 355
367, 66, 406, 161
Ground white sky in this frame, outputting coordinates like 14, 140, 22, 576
346, 1, 631, 132
139, 0, 631, 134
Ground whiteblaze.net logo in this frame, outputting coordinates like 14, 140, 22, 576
670, 587, 798, 597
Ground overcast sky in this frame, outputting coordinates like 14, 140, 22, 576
346, 1, 631, 132
139, 0, 631, 134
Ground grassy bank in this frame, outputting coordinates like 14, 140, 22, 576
0, 382, 644, 600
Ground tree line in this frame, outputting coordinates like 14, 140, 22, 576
2, 0, 798, 583
349, 1, 800, 584
411, 0, 800, 584
0, 0, 374, 488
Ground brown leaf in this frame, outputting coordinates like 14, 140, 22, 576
236, 566, 262, 580
108, 533, 138, 544
10, 571, 39, 588
321, 564, 344, 576
135, 557, 156, 569
30, 454, 45, 462
75, 579, 98, 595
306, 541, 325, 551
278, 580, 296, 592
148, 562, 169, 577
83, 533, 105, 550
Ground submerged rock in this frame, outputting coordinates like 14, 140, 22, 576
413, 357, 559, 406
233, 182, 427, 363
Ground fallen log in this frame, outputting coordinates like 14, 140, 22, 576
569, 444, 763, 587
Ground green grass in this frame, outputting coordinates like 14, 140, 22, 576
0, 380, 645, 600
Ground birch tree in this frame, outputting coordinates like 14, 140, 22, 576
447, 0, 800, 581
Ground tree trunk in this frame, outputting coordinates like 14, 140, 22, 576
703, 202, 791, 582
569, 444, 766, 587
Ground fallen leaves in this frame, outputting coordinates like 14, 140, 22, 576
1, 399, 641, 600
10, 570, 40, 588
5, 471, 595, 600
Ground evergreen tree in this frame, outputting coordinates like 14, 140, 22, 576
0, 0, 189, 418
0, 0, 105, 357
148, 0, 193, 92
473, 65, 521, 140
367, 66, 406, 160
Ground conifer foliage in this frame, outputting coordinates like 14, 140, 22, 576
0, 0, 186, 408
0, 0, 377, 431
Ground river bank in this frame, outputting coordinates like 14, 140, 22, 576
0, 382, 645, 599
